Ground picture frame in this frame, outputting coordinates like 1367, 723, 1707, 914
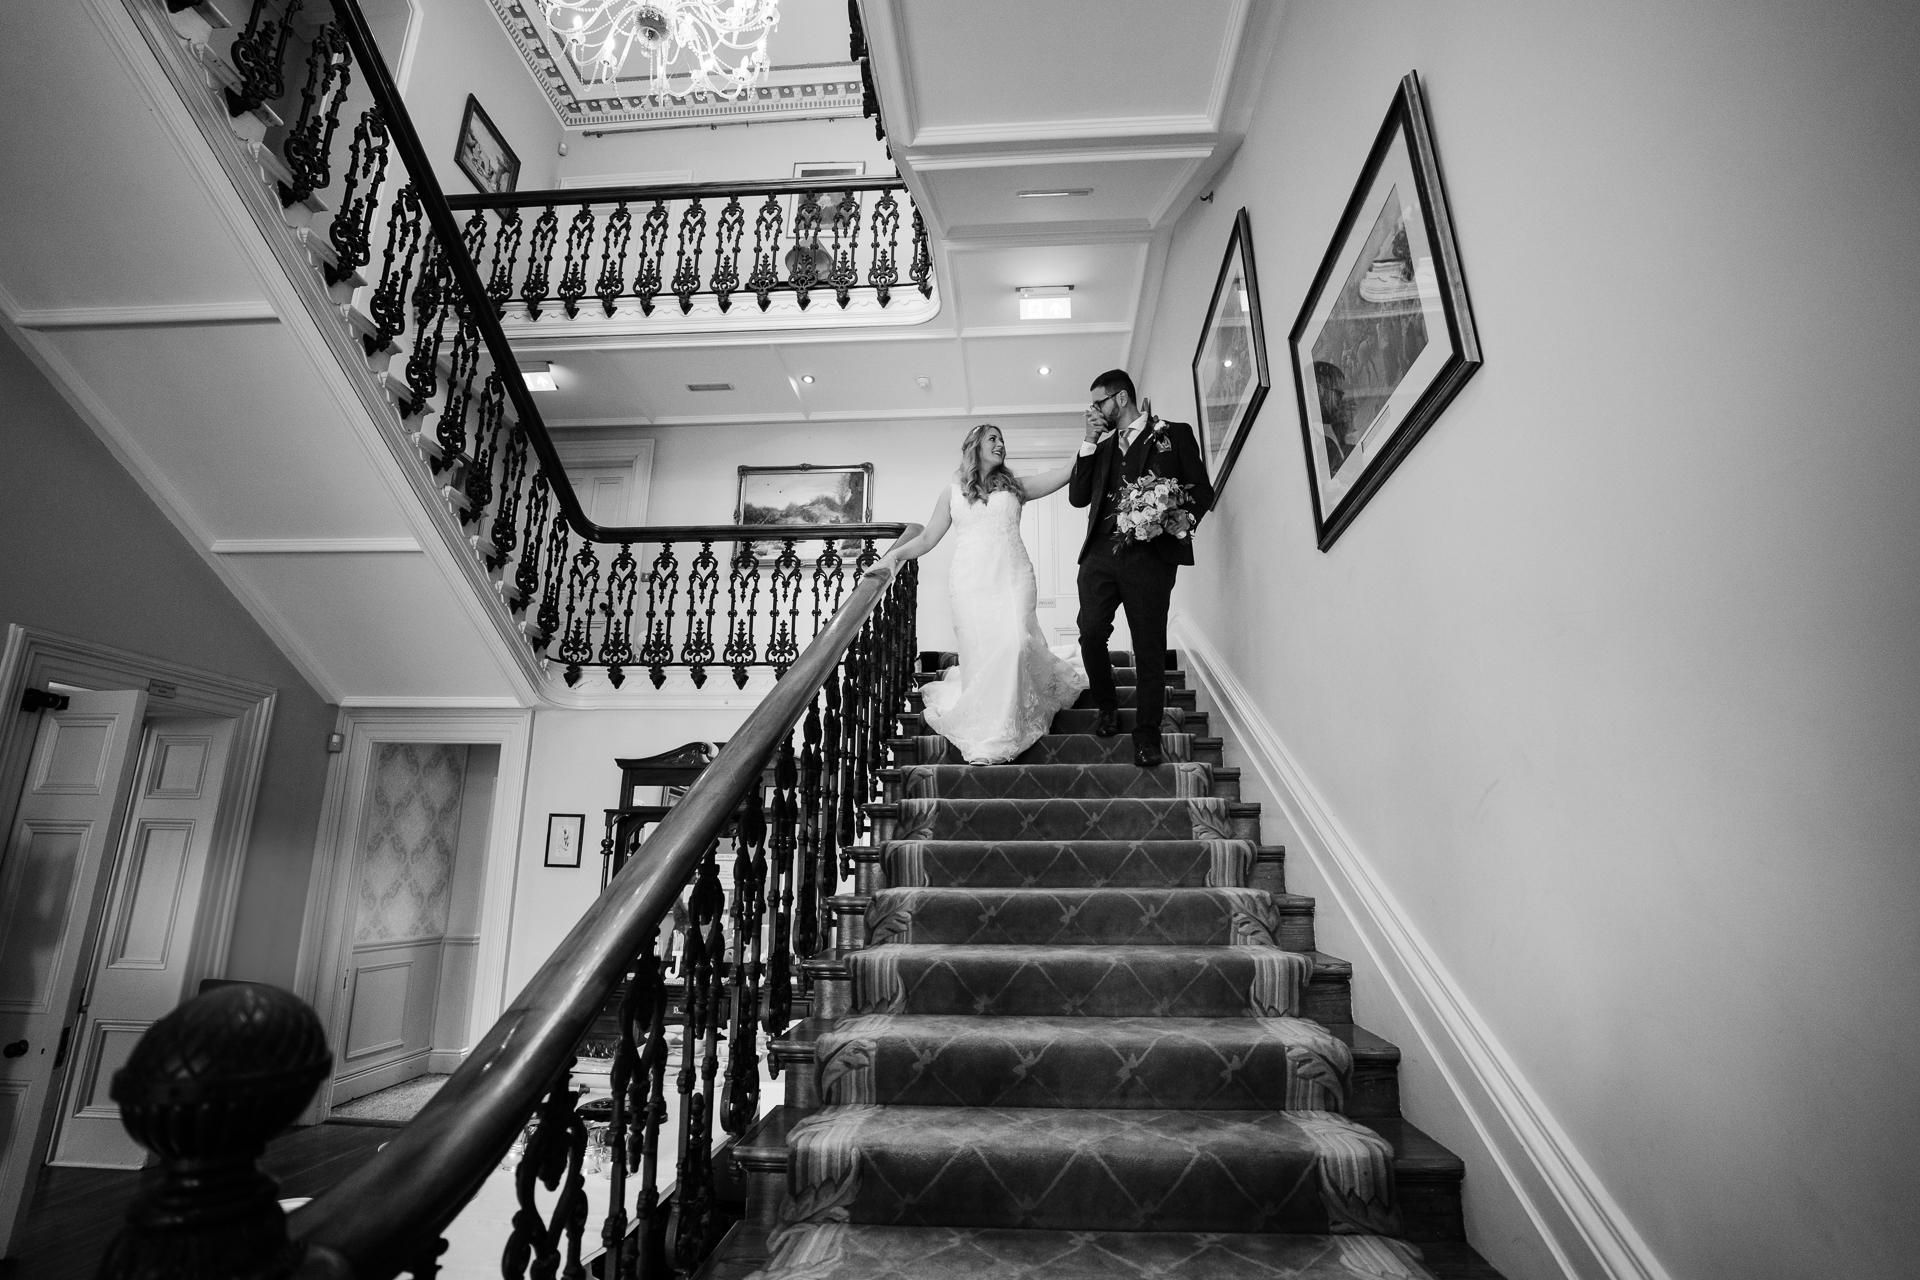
735, 464, 874, 551
455, 94, 521, 195
1289, 71, 1481, 550
544, 813, 585, 868
1190, 207, 1272, 505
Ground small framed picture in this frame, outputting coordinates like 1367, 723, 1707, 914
545, 813, 585, 868
455, 94, 520, 195
1190, 207, 1272, 505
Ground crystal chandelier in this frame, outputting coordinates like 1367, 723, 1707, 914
539, 0, 780, 98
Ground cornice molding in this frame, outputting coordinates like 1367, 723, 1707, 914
13, 300, 280, 329
212, 538, 423, 554
485, 0, 863, 132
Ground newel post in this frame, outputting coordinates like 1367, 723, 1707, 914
96, 984, 333, 1280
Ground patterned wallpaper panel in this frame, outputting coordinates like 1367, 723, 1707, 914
354, 744, 468, 945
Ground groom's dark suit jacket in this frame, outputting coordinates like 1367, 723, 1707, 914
1068, 417, 1214, 565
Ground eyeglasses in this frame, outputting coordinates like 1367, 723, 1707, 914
1090, 392, 1120, 410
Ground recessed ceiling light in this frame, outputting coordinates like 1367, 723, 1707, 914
1223, 358, 1234, 369
1038, 365, 1051, 375
1017, 188, 1092, 199
801, 374, 815, 384
520, 361, 558, 392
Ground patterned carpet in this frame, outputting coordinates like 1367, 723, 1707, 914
746, 654, 1439, 1278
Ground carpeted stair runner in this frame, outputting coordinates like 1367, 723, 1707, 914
727, 651, 1477, 1279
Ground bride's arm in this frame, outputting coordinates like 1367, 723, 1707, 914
1016, 462, 1076, 501
867, 487, 952, 577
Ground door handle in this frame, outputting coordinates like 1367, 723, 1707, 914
2, 1040, 26, 1058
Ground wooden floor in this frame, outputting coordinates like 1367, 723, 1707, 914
0, 1123, 391, 1280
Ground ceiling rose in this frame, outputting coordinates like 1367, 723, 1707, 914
539, 0, 780, 98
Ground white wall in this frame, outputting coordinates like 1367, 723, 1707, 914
1137, 3, 1920, 1278
399, 0, 563, 193
557, 115, 892, 187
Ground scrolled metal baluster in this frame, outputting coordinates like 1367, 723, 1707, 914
278, 22, 351, 208
502, 1072, 590, 1280
811, 539, 847, 641
911, 205, 934, 298
763, 732, 799, 1040
723, 789, 768, 1130
638, 542, 681, 689
789, 192, 823, 311
823, 668, 846, 878
400, 244, 452, 417
536, 507, 571, 647
433, 313, 482, 473
225, 0, 300, 119
632, 199, 670, 315
764, 539, 805, 676
670, 197, 709, 315
795, 695, 824, 963
557, 205, 597, 319
521, 205, 561, 319
746, 194, 783, 312
486, 210, 525, 316
557, 540, 601, 686
828, 190, 862, 309
325, 105, 390, 286
709, 196, 746, 313
673, 843, 726, 1269
489, 425, 528, 573
722, 542, 760, 689
836, 645, 860, 855
868, 188, 901, 307
364, 183, 424, 355
599, 543, 639, 689
679, 541, 720, 689
596, 201, 634, 317
463, 372, 506, 525
629, 936, 672, 1280
512, 468, 551, 613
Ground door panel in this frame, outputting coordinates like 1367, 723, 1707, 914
48, 717, 232, 1169
0, 690, 146, 1256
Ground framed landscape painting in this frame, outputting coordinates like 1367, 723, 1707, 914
736, 464, 873, 549
1289, 71, 1482, 550
455, 94, 520, 195
1190, 207, 1271, 506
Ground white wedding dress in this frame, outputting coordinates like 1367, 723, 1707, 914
922, 483, 1088, 763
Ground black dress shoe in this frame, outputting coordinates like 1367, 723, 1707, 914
1093, 708, 1122, 737
1133, 739, 1164, 768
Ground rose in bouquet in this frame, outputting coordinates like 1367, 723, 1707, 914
1112, 474, 1197, 546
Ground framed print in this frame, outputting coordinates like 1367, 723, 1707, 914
735, 463, 873, 528
544, 813, 585, 868
1290, 71, 1482, 550
1190, 207, 1272, 505
455, 94, 521, 195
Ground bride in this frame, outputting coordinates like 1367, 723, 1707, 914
867, 424, 1088, 764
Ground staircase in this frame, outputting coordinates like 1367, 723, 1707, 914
718, 654, 1503, 1278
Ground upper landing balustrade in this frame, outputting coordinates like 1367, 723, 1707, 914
445, 179, 939, 339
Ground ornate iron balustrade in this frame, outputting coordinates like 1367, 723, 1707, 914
444, 177, 931, 323
155, 0, 922, 686
100, 552, 920, 1280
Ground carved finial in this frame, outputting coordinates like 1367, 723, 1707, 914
97, 983, 332, 1280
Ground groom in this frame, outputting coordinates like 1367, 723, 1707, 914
1070, 369, 1214, 767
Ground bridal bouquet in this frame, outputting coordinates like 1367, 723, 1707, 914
1112, 475, 1197, 545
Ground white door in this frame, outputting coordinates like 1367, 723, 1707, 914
0, 690, 146, 1257
48, 717, 234, 1168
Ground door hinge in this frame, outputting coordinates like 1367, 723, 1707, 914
21, 688, 70, 713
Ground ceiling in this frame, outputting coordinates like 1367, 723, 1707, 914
508, 0, 1287, 432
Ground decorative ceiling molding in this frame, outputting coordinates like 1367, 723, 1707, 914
910, 145, 1216, 172
486, 0, 864, 131
12, 300, 280, 329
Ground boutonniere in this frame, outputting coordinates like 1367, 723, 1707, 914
1152, 431, 1173, 453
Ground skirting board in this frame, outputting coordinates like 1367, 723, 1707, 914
1170, 617, 1671, 1280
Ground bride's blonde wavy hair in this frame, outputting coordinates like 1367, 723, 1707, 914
956, 423, 1021, 506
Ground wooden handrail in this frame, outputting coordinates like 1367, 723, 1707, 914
290, 526, 918, 1277
446, 175, 907, 212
